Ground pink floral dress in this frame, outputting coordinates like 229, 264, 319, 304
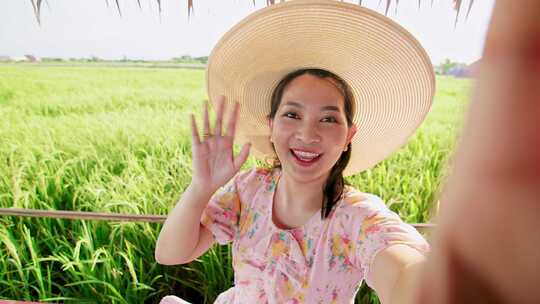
200, 167, 430, 304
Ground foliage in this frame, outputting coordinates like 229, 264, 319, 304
171, 55, 208, 64
435, 58, 469, 75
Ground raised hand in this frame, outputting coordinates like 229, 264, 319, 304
189, 95, 251, 195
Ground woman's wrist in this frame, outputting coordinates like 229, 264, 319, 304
185, 182, 216, 204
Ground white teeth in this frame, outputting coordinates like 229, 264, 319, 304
292, 150, 320, 159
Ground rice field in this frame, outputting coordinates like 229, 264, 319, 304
0, 64, 473, 303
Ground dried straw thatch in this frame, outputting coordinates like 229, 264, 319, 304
29, 0, 475, 26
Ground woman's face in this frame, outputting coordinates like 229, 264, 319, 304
269, 73, 357, 183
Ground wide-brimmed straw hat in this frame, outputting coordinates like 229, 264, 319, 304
206, 0, 435, 176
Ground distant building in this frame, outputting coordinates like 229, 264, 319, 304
447, 66, 469, 78
447, 59, 481, 78
10, 56, 28, 62
24, 55, 41, 62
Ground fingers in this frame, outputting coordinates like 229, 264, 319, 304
191, 114, 201, 145
214, 95, 225, 136
233, 142, 251, 171
203, 100, 211, 137
225, 101, 240, 138
205, 95, 239, 140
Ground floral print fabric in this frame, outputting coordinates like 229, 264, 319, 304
200, 167, 430, 304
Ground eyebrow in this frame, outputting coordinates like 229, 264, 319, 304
283, 101, 341, 112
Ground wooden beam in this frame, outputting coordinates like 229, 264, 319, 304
0, 208, 166, 223
0, 208, 436, 230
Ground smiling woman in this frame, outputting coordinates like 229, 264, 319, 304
155, 1, 434, 303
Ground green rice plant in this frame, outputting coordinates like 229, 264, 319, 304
0, 226, 29, 297
179, 245, 235, 303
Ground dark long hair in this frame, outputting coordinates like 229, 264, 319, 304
267, 68, 355, 220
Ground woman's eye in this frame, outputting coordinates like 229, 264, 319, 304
321, 116, 337, 123
283, 112, 298, 119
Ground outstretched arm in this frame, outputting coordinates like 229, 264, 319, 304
369, 244, 426, 304
413, 1, 540, 303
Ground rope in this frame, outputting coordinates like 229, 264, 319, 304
0, 208, 437, 230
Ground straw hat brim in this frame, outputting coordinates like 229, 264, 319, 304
206, 0, 435, 176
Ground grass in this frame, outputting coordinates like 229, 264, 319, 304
0, 64, 474, 303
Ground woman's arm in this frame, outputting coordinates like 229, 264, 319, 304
154, 184, 215, 265
369, 244, 426, 304
414, 1, 540, 303
155, 97, 250, 265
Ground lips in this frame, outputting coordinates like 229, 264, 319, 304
292, 149, 320, 158
290, 149, 322, 165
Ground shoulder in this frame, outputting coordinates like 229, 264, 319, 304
335, 185, 393, 219
234, 166, 274, 183
230, 166, 277, 192
213, 167, 273, 207
341, 185, 387, 210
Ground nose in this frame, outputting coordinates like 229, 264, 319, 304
295, 122, 321, 144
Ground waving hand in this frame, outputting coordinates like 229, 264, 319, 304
190, 95, 251, 195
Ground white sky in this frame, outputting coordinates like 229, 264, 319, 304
0, 0, 494, 65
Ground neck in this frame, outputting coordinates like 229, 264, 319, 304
276, 168, 328, 213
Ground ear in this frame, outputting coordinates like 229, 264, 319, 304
268, 118, 274, 142
346, 124, 358, 146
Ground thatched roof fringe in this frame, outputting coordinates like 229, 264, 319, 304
29, 0, 475, 26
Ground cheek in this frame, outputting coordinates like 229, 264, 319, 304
271, 120, 295, 140
321, 126, 348, 143
273, 132, 292, 151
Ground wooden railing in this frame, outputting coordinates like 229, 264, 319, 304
0, 208, 166, 223
0, 208, 436, 232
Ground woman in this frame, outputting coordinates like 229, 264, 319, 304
155, 1, 434, 303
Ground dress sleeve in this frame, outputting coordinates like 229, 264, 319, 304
200, 174, 241, 245
352, 194, 430, 288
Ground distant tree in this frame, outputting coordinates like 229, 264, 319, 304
194, 56, 208, 64
440, 58, 456, 74
171, 55, 208, 64
436, 58, 468, 75
435, 58, 475, 77
88, 55, 102, 62
42, 57, 64, 62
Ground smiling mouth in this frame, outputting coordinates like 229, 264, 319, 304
290, 149, 322, 165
